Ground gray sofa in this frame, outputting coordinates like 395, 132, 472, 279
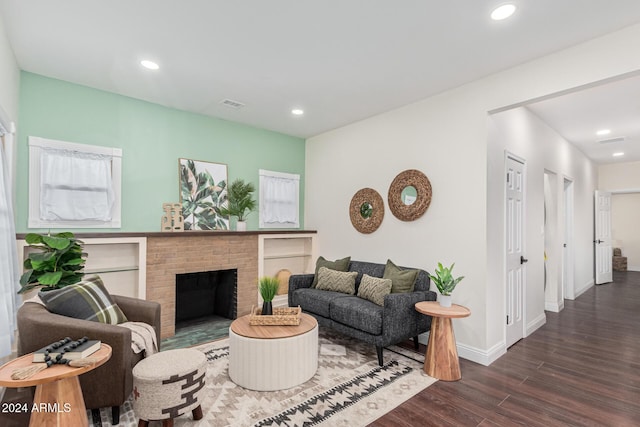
288, 260, 437, 365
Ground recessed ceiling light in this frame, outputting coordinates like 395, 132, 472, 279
140, 60, 159, 70
291, 109, 304, 116
613, 152, 625, 157
491, 4, 516, 21
596, 129, 611, 136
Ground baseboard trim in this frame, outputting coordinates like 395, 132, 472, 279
418, 331, 505, 366
545, 301, 561, 312
526, 312, 546, 336
575, 279, 594, 298
458, 341, 505, 366
627, 265, 640, 272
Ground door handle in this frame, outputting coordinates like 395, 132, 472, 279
520, 256, 528, 264
593, 239, 603, 244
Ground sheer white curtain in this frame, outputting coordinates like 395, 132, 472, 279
40, 148, 114, 221
259, 170, 300, 228
0, 126, 20, 358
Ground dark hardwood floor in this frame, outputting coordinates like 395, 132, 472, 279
371, 271, 640, 426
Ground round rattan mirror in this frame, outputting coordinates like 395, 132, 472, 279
388, 169, 432, 221
349, 188, 384, 234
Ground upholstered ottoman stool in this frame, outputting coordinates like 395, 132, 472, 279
132, 348, 207, 427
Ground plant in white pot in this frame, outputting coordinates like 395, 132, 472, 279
219, 179, 256, 231
429, 262, 464, 308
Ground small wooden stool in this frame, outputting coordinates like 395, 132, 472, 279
132, 348, 207, 427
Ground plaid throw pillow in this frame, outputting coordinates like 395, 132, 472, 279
38, 275, 128, 324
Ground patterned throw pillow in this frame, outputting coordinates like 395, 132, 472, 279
382, 259, 419, 293
311, 256, 351, 288
315, 267, 358, 295
357, 274, 393, 306
38, 275, 128, 324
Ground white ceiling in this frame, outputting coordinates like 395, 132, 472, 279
527, 75, 640, 165
2, 1, 640, 163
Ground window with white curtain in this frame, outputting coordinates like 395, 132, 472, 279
28, 136, 122, 228
259, 169, 300, 228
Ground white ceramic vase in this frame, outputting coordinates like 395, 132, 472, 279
439, 294, 452, 308
236, 221, 247, 231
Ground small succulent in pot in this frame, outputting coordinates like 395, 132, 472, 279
429, 262, 464, 308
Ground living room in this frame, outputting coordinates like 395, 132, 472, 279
2, 2, 640, 426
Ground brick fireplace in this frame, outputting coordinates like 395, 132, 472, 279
146, 234, 258, 338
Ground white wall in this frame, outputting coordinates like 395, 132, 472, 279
489, 107, 597, 323
0, 12, 19, 122
600, 161, 640, 270
306, 23, 639, 365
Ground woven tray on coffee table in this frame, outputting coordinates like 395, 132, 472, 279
249, 305, 301, 326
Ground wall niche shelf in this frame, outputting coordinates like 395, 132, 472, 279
17, 236, 146, 300
258, 233, 317, 308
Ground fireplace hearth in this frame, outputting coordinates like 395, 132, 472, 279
175, 269, 237, 327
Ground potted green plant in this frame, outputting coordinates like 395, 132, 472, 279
429, 262, 464, 307
219, 179, 257, 231
18, 232, 86, 294
258, 276, 280, 315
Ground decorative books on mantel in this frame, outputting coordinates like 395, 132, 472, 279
33, 339, 101, 363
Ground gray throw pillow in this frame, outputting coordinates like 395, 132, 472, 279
382, 259, 419, 293
315, 267, 357, 295
311, 256, 351, 288
357, 274, 392, 306
39, 275, 128, 324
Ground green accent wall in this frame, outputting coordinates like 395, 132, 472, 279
15, 72, 305, 232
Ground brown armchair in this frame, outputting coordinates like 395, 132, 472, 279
17, 295, 161, 425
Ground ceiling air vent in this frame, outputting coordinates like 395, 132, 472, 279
598, 136, 625, 144
220, 99, 245, 109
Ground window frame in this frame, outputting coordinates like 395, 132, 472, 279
28, 136, 122, 228
259, 169, 300, 229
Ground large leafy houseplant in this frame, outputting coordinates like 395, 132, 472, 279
219, 179, 257, 222
180, 159, 228, 230
429, 262, 464, 296
19, 232, 86, 294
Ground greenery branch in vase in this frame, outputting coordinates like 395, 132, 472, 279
18, 232, 86, 294
259, 276, 280, 315
429, 262, 464, 308
218, 179, 257, 231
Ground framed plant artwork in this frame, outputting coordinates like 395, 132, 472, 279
179, 158, 229, 230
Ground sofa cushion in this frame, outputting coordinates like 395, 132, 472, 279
316, 267, 357, 295
312, 256, 351, 288
383, 259, 419, 293
38, 275, 128, 324
357, 274, 392, 306
293, 288, 347, 318
330, 296, 383, 335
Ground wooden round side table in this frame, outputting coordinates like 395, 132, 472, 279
0, 344, 112, 427
415, 301, 470, 381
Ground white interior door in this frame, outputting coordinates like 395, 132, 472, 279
506, 156, 525, 348
595, 190, 613, 284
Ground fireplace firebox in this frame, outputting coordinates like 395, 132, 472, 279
175, 269, 237, 326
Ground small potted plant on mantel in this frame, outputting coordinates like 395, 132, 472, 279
429, 262, 464, 308
258, 276, 280, 316
219, 179, 257, 231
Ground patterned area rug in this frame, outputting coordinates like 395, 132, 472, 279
89, 329, 435, 426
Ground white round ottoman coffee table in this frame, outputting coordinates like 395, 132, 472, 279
132, 348, 207, 427
229, 312, 318, 391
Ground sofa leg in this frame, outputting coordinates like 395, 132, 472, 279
376, 346, 384, 366
413, 336, 419, 350
111, 405, 120, 425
